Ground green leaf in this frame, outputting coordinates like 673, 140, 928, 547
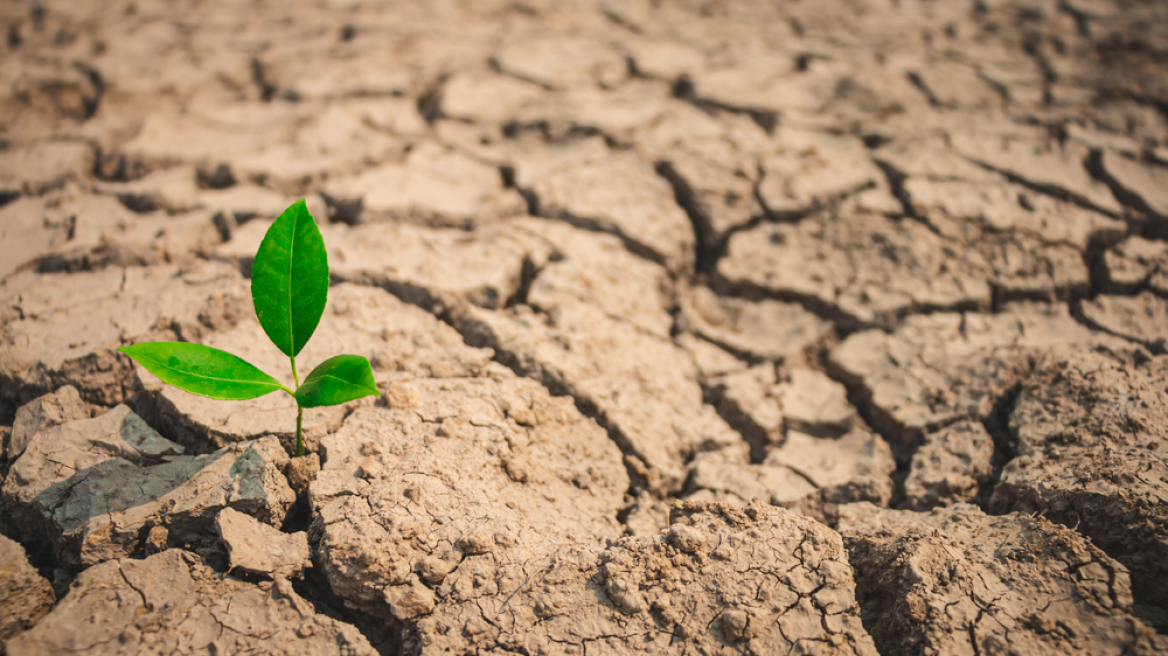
295, 355, 379, 408
251, 199, 329, 358
118, 342, 287, 400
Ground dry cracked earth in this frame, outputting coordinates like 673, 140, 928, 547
1, 0, 1167, 654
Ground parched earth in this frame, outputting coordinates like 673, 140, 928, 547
1, 0, 1167, 654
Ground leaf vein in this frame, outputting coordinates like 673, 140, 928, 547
287, 209, 297, 353
143, 356, 280, 389
308, 374, 375, 391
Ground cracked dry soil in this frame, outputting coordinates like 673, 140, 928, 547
1, 0, 1168, 654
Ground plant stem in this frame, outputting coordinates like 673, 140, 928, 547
295, 405, 304, 457
291, 355, 303, 457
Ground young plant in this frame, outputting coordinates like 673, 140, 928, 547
118, 199, 378, 457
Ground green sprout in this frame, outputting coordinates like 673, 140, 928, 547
118, 199, 379, 457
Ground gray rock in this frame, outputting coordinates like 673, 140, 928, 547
991, 348, 1168, 617
0, 535, 55, 646
131, 282, 493, 455
405, 501, 879, 655
216, 507, 310, 579
4, 405, 184, 504
2, 405, 294, 571
454, 301, 743, 492
839, 503, 1168, 656
0, 262, 243, 406
7, 385, 89, 461
310, 373, 628, 619
5, 550, 377, 656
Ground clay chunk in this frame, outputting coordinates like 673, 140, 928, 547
0, 262, 242, 407
903, 420, 994, 510
720, 212, 992, 329
1097, 236, 1168, 294
322, 141, 524, 227
2, 404, 294, 571
0, 535, 55, 646
679, 286, 833, 362
830, 304, 1124, 459
1080, 291, 1168, 353
690, 429, 895, 516
216, 507, 310, 579
5, 550, 376, 656
992, 348, 1168, 617
310, 374, 628, 620
513, 137, 695, 270
454, 301, 742, 492
839, 503, 1168, 656
7, 385, 90, 461
406, 501, 880, 655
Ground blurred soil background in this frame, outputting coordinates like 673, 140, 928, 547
1, 0, 1168, 654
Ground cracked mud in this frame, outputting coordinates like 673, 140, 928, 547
1, 0, 1167, 655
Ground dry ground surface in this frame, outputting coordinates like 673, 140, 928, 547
1, 0, 1168, 654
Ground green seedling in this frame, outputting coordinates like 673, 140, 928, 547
118, 199, 379, 457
